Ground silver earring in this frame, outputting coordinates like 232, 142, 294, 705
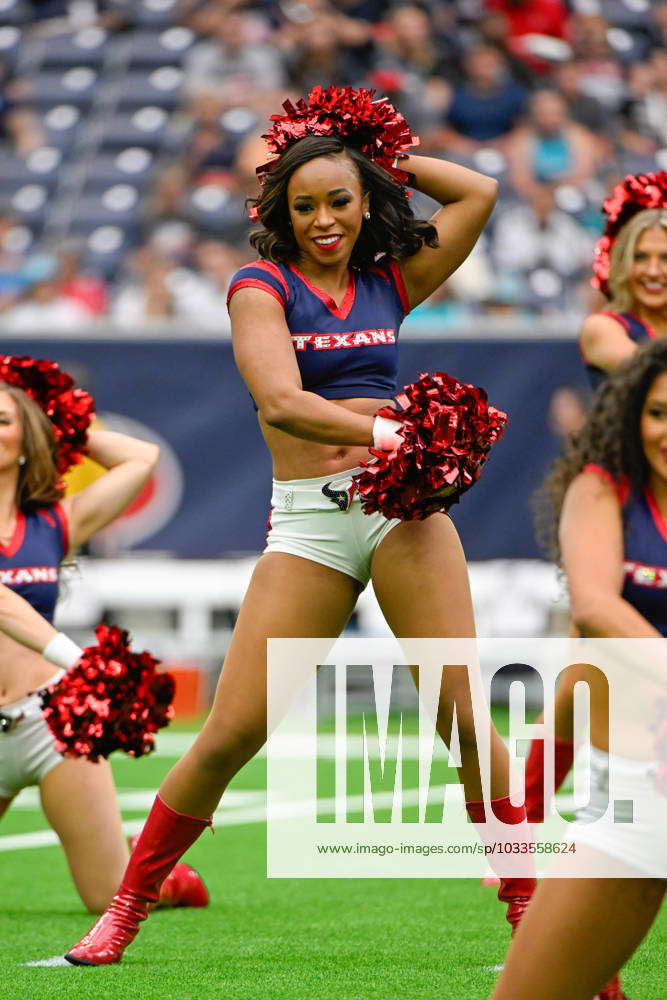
364, 211, 371, 220
18, 456, 26, 466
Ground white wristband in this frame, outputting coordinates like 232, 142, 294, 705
42, 632, 83, 670
372, 415, 404, 452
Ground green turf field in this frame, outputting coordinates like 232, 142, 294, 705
1, 715, 664, 1000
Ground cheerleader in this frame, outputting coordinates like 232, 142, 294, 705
580, 171, 667, 389
495, 341, 667, 1000
65, 86, 535, 967
0, 367, 207, 912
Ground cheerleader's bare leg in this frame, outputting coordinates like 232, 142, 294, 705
490, 863, 665, 1000
371, 514, 536, 930
39, 757, 130, 913
66, 552, 360, 964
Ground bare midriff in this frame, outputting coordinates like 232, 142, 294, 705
262, 396, 392, 481
0, 636, 58, 706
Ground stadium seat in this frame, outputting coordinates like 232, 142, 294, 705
41, 104, 82, 151
0, 25, 22, 68
98, 107, 181, 151
184, 185, 249, 242
600, 0, 656, 31
124, 27, 195, 68
116, 67, 184, 111
7, 183, 49, 229
21, 68, 99, 109
81, 224, 136, 280
35, 27, 109, 69
82, 149, 156, 193
0, 147, 62, 194
0, 0, 29, 26
131, 0, 180, 27
68, 186, 142, 234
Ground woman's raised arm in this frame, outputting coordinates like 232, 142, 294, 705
397, 154, 498, 309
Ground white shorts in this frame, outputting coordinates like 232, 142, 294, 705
0, 673, 66, 799
566, 746, 667, 878
264, 468, 401, 586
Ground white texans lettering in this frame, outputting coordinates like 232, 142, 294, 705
623, 560, 667, 588
291, 330, 396, 352
0, 566, 58, 585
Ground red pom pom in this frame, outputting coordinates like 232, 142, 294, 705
249, 85, 418, 220
591, 171, 667, 297
39, 625, 175, 761
352, 372, 507, 521
0, 355, 94, 472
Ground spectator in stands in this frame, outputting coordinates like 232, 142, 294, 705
620, 61, 667, 156
2, 255, 92, 332
428, 43, 527, 157
506, 89, 598, 200
111, 227, 238, 332
571, 13, 626, 113
280, 6, 369, 92
485, 0, 568, 42
553, 60, 612, 140
649, 2, 667, 50
368, 2, 458, 132
56, 240, 109, 319
184, 9, 287, 109
490, 185, 595, 284
484, 0, 571, 77
0, 212, 28, 313
372, 2, 461, 85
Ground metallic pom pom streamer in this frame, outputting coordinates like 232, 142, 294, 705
353, 371, 507, 521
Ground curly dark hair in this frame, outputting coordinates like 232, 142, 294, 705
248, 134, 438, 267
536, 340, 667, 562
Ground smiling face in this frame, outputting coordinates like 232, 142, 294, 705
641, 371, 667, 482
0, 391, 22, 475
629, 226, 667, 312
286, 153, 369, 271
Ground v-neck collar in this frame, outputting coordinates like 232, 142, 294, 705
289, 264, 356, 320
0, 510, 25, 557
627, 312, 658, 340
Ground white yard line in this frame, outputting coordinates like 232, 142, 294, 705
0, 787, 575, 852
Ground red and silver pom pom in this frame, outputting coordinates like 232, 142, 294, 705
353, 372, 507, 521
0, 355, 94, 473
40, 625, 175, 761
592, 171, 667, 296
249, 85, 418, 221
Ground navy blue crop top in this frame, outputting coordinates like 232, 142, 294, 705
0, 505, 68, 624
226, 257, 409, 400
584, 464, 667, 636
582, 312, 655, 390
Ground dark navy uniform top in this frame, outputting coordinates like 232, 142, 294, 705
583, 311, 655, 390
226, 257, 409, 400
0, 505, 68, 624
585, 464, 667, 636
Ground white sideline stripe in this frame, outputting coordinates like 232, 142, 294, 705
9, 786, 262, 811
154, 732, 575, 766
21, 956, 72, 967
0, 789, 576, 852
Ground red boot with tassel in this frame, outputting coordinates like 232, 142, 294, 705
65, 795, 212, 966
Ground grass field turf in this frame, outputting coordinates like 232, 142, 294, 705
1, 716, 665, 1000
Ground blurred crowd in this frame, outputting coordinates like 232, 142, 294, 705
1, 0, 667, 331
